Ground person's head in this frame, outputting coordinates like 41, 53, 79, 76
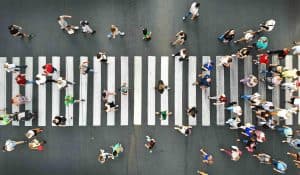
229, 29, 235, 35
283, 48, 290, 52
111, 25, 116, 32
112, 150, 117, 156
2, 146, 6, 152
142, 28, 147, 35
10, 98, 16, 104
8, 25, 14, 30
296, 71, 300, 76
228, 57, 233, 63
269, 106, 275, 110
195, 2, 200, 8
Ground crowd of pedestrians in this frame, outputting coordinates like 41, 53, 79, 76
1, 1, 300, 174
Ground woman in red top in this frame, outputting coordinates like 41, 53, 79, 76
15, 74, 35, 86
253, 54, 269, 65
42, 63, 57, 76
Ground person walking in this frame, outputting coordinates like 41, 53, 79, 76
42, 63, 58, 76
234, 30, 256, 43
145, 136, 156, 153
208, 94, 227, 105
182, 2, 200, 21
119, 82, 129, 95
218, 55, 233, 68
80, 60, 94, 75
253, 36, 269, 50
52, 116, 67, 126
55, 76, 75, 89
110, 143, 124, 158
253, 53, 269, 65
253, 153, 272, 164
226, 102, 242, 116
193, 74, 212, 89
104, 101, 119, 112
102, 90, 116, 102
200, 148, 214, 165
80, 20, 96, 34
218, 29, 235, 43
155, 110, 172, 120
142, 27, 152, 40
225, 116, 241, 129
64, 95, 85, 106
172, 48, 188, 61
155, 80, 170, 94
170, 30, 187, 46
15, 73, 35, 86
257, 19, 276, 33
98, 149, 114, 164
240, 74, 258, 88
107, 25, 125, 39
267, 48, 290, 59
287, 152, 300, 168
57, 15, 79, 35
291, 43, 300, 55
25, 128, 44, 139
96, 51, 108, 63
35, 74, 56, 85
28, 138, 46, 151
2, 139, 27, 152
11, 94, 31, 106
3, 62, 27, 73
233, 46, 253, 59
220, 146, 242, 161
8, 24, 33, 39
186, 107, 198, 118
174, 125, 192, 136
272, 159, 287, 174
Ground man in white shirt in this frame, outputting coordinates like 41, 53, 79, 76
3, 139, 26, 152
3, 63, 27, 73
182, 2, 200, 21
292, 44, 300, 55
80, 20, 96, 34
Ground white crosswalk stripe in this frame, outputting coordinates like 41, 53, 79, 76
12, 57, 20, 126
0, 55, 299, 127
25, 57, 33, 126
284, 55, 293, 125
52, 56, 60, 126
174, 56, 183, 126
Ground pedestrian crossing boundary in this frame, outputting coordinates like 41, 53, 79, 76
0, 55, 300, 127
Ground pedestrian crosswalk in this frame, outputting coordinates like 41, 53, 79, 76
1, 55, 300, 127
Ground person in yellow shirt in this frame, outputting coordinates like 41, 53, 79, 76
281, 69, 300, 79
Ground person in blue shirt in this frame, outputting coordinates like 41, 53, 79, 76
193, 74, 212, 89
272, 159, 287, 174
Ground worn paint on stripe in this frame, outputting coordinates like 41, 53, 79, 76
271, 55, 280, 123
202, 56, 211, 126
188, 56, 197, 125
230, 56, 239, 119
120, 56, 129, 126
216, 56, 225, 125
93, 56, 101, 126
134, 56, 142, 125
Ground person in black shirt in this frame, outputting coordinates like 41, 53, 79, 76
52, 116, 66, 126
8, 25, 33, 39
218, 29, 235, 43
267, 48, 290, 59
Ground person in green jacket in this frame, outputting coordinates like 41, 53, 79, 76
0, 113, 13, 125
155, 110, 172, 120
64, 95, 85, 106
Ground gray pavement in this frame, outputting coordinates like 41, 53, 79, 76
0, 0, 300, 175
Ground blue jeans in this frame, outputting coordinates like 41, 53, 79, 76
183, 12, 192, 20
240, 95, 251, 100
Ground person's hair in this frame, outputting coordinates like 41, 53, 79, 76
8, 25, 13, 30
112, 150, 117, 156
269, 106, 275, 110
195, 2, 200, 7
228, 58, 233, 63
42, 65, 45, 69
237, 123, 242, 127
10, 99, 15, 104
104, 106, 108, 111
111, 26, 116, 33
2, 146, 6, 152
96, 53, 101, 58
52, 119, 59, 125
296, 71, 300, 76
